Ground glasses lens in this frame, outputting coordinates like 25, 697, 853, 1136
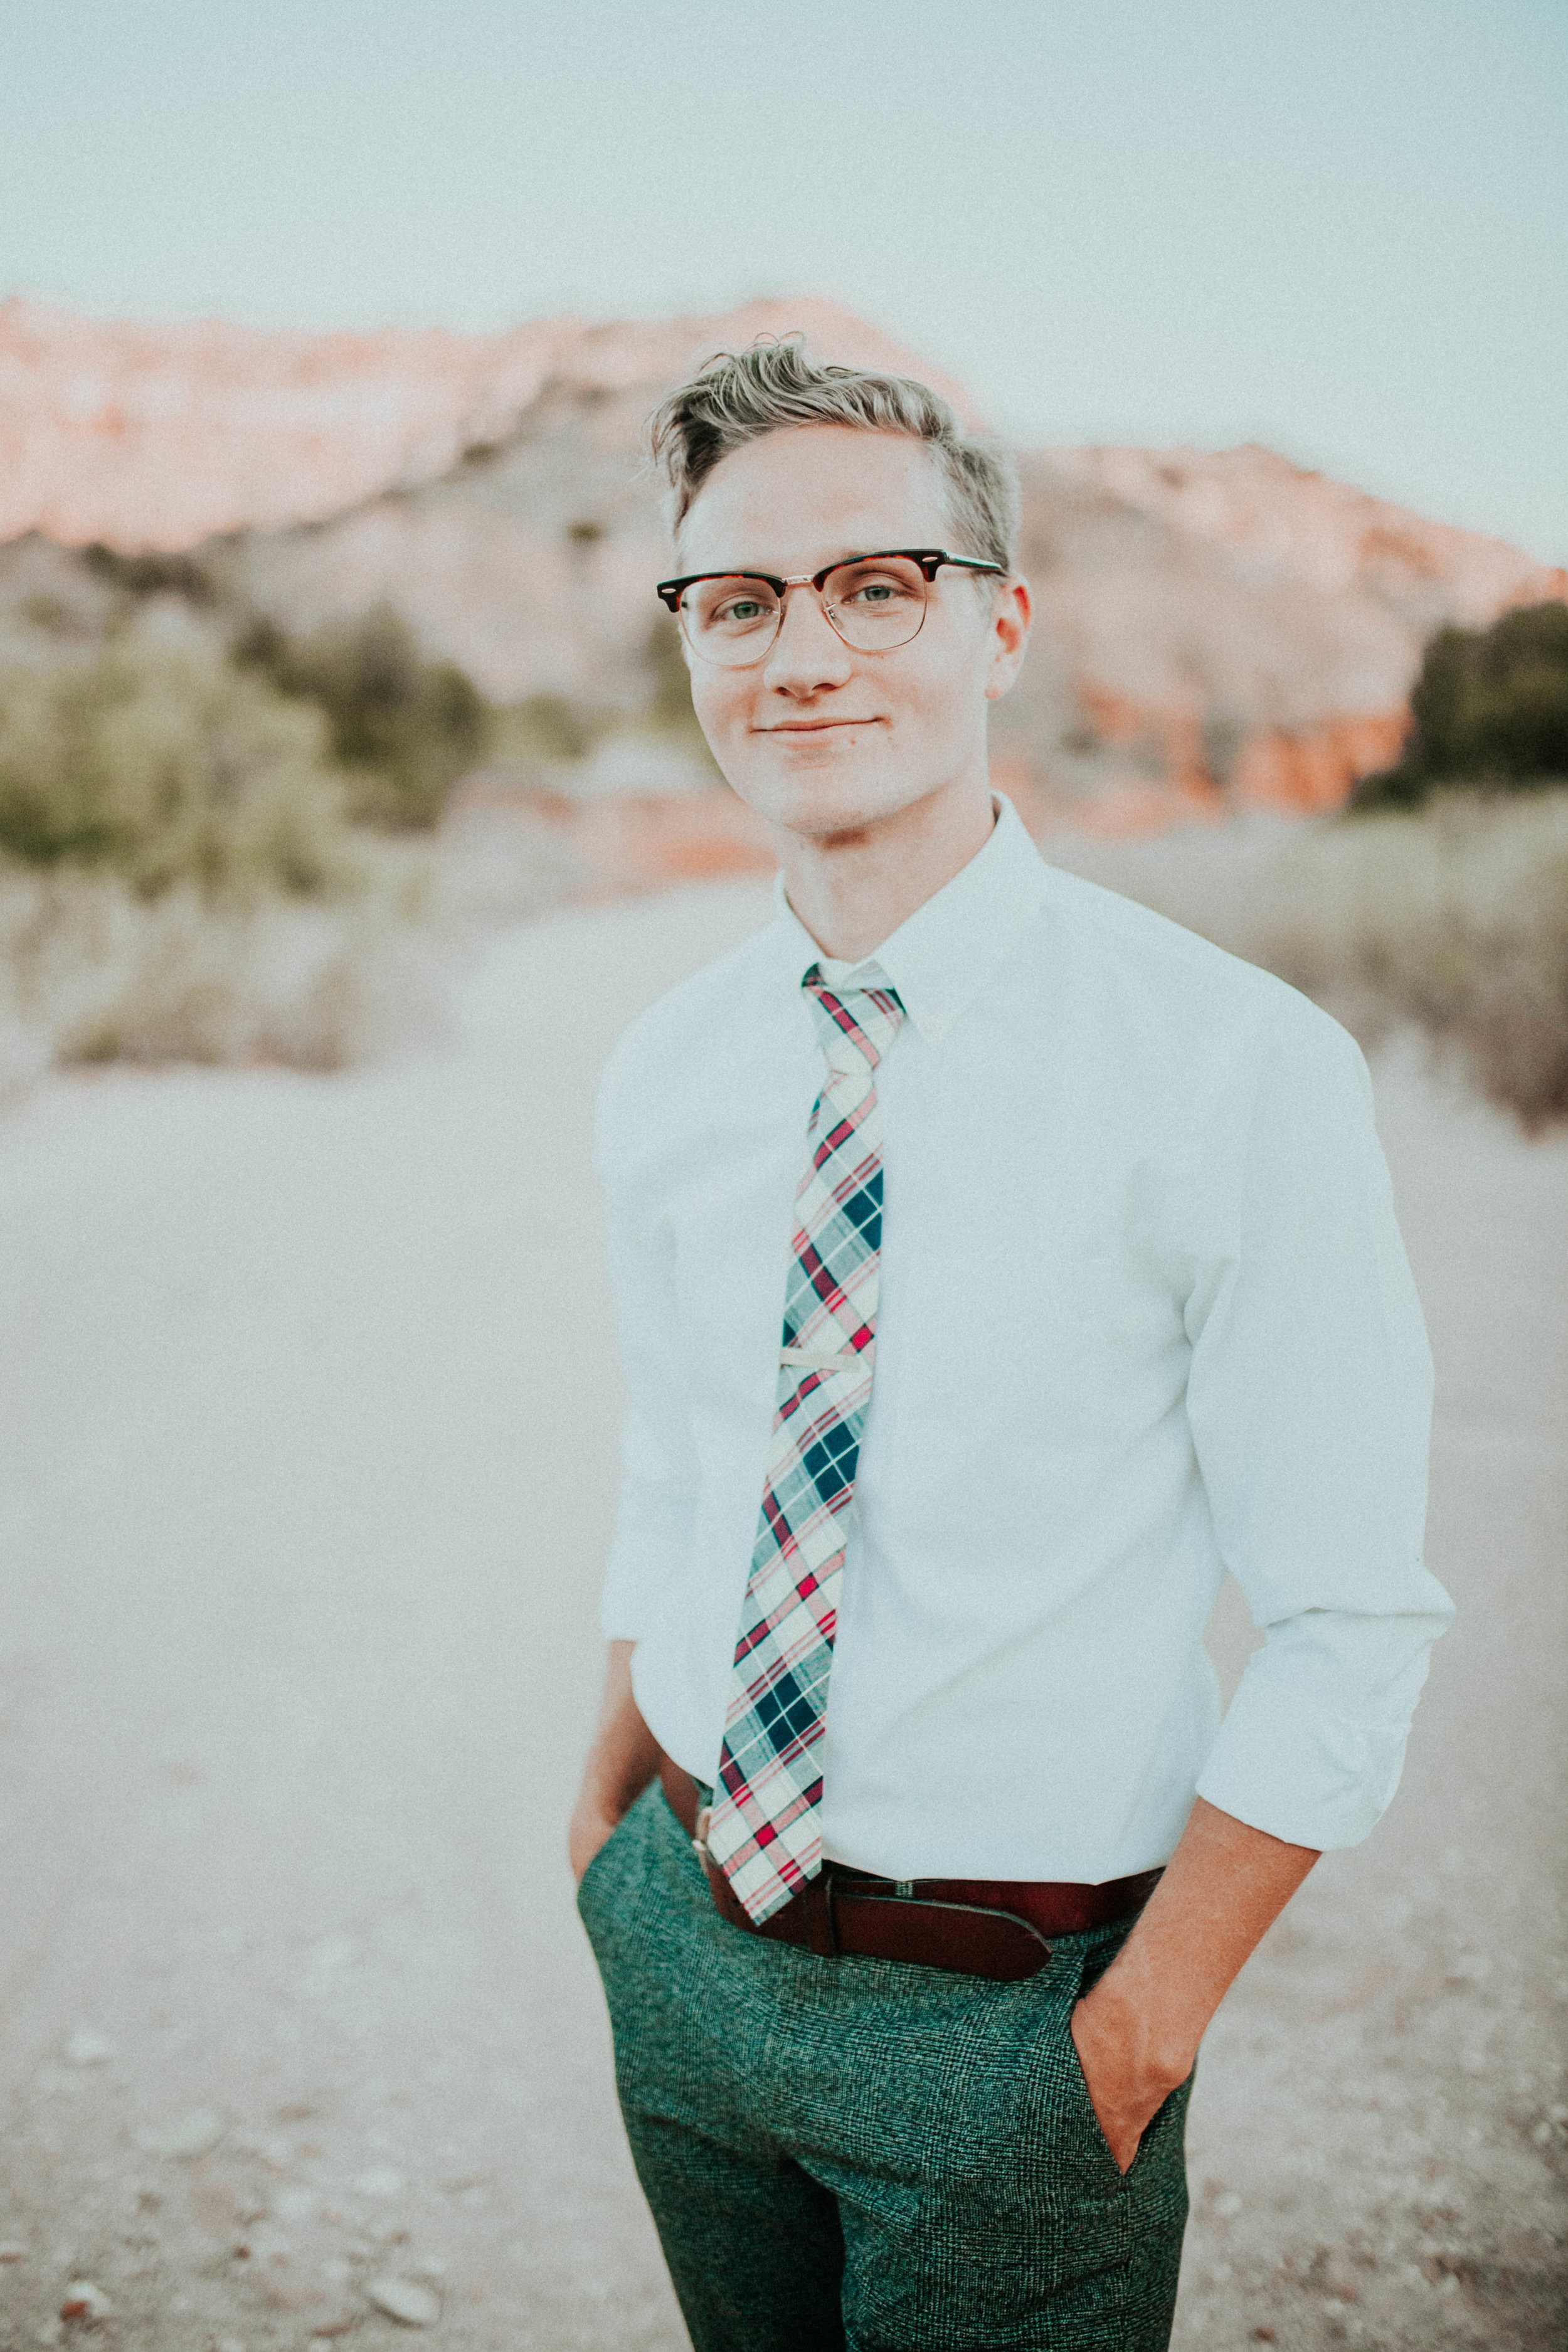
822, 556, 928, 651
682, 575, 783, 665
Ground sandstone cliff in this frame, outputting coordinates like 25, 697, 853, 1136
0, 294, 978, 548
3, 295, 1561, 825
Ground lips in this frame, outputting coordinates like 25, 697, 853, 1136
761, 718, 879, 733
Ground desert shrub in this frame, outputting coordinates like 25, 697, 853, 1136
488, 692, 607, 769
1250, 788, 1568, 1130
0, 857, 449, 1096
1352, 601, 1568, 810
484, 630, 718, 780
17, 592, 78, 636
236, 605, 490, 829
80, 543, 220, 604
645, 613, 715, 750
0, 642, 357, 899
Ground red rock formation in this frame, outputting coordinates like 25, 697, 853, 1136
0, 295, 979, 550
999, 445, 1565, 822
453, 782, 778, 899
1229, 714, 1410, 817
3, 297, 1563, 827
1044, 443, 1566, 630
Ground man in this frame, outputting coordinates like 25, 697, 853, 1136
569, 339, 1452, 2352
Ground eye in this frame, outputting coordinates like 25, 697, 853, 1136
830, 561, 924, 610
691, 580, 780, 633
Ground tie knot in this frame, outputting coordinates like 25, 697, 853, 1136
803, 970, 905, 1071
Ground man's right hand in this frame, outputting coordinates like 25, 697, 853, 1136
569, 1791, 625, 1885
568, 1639, 660, 1885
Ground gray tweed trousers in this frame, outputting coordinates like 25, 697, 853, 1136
578, 1780, 1193, 2351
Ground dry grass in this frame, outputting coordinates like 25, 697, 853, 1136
6, 747, 1564, 1136
1045, 787, 1568, 1135
0, 852, 453, 1101
1249, 788, 1568, 1131
0, 633, 465, 1099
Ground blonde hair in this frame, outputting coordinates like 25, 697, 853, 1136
646, 336, 1020, 571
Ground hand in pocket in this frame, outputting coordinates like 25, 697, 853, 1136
1069, 1990, 1188, 2175
569, 1797, 627, 1885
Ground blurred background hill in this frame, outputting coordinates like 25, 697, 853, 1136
3, 292, 1563, 831
3, 292, 1566, 1127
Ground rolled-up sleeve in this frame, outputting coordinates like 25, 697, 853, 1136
593, 1049, 700, 1644
1185, 1002, 1454, 1850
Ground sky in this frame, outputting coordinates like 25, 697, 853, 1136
3, 0, 1566, 561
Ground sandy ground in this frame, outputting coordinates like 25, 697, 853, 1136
1, 872, 1564, 2352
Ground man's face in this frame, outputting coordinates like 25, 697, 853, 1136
673, 425, 1029, 843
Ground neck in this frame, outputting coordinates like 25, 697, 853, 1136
773, 771, 997, 962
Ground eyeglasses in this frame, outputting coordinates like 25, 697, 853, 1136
655, 548, 1006, 668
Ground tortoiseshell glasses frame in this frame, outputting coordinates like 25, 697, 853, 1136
655, 547, 1007, 667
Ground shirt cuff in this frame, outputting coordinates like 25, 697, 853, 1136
1194, 1668, 1421, 1851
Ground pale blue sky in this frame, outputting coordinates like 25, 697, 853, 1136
3, 0, 1565, 559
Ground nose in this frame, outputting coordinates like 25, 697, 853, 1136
760, 581, 855, 696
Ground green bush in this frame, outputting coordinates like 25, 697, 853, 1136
79, 543, 218, 605
488, 692, 607, 769
0, 642, 356, 899
645, 613, 704, 737
1352, 601, 1568, 810
236, 604, 490, 830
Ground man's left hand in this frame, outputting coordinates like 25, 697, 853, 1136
1069, 1983, 1192, 2174
1066, 1800, 1321, 2171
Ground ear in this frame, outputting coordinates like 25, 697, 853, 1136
984, 575, 1032, 703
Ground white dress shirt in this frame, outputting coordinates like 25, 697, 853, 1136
593, 795, 1453, 1882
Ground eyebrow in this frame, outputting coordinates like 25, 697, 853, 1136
670, 547, 914, 578
674, 547, 865, 571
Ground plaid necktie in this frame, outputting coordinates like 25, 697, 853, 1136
705, 967, 905, 1925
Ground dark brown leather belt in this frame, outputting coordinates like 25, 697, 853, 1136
658, 1754, 1162, 1983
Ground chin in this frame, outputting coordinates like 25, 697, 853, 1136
754, 773, 922, 843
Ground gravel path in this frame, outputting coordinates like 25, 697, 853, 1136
1, 877, 1563, 2352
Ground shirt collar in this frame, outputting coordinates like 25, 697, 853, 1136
770, 794, 1051, 1044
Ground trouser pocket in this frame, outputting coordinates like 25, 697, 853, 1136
576, 1778, 662, 1949
1020, 1936, 1133, 2196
